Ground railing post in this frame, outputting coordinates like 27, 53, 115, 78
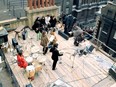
7, 0, 9, 9
7, 2, 10, 11
21, 0, 22, 7
13, 6, 15, 17
23, 0, 24, 9
3, 0, 5, 5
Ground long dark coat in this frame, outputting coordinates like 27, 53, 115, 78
50, 47, 62, 61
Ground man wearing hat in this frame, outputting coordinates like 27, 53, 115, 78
50, 43, 63, 70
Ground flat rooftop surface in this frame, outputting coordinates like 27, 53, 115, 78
5, 27, 115, 87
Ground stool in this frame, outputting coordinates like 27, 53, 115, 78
26, 65, 35, 81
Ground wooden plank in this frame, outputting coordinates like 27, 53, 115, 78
4, 29, 115, 87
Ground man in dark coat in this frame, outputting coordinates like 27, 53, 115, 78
50, 16, 57, 28
50, 44, 63, 70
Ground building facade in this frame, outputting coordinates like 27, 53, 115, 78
97, 1, 116, 57
72, 0, 109, 26
55, 0, 74, 15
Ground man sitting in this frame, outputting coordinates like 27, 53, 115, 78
75, 40, 94, 56
17, 50, 28, 68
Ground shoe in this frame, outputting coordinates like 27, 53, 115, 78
52, 68, 57, 70
79, 54, 82, 56
43, 53, 46, 55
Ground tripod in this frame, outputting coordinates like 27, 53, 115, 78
70, 49, 79, 68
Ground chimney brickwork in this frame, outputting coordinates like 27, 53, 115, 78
27, 0, 55, 10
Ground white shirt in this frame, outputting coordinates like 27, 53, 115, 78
49, 35, 55, 42
45, 16, 50, 25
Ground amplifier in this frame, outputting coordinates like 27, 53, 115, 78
0, 28, 8, 45
58, 30, 69, 40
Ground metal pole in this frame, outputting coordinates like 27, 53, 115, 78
23, 0, 24, 9
3, 0, 5, 5
7, 0, 9, 9
21, 0, 22, 7
20, 13, 21, 18
8, 2, 10, 11
13, 6, 15, 17
85, 0, 89, 23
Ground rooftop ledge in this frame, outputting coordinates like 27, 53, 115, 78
25, 5, 58, 13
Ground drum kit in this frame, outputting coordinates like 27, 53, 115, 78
26, 65, 35, 80
25, 52, 46, 64
26, 56, 33, 65
32, 53, 38, 59
25, 52, 43, 80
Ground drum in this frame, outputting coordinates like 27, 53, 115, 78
26, 65, 35, 78
26, 56, 33, 64
32, 53, 38, 59
38, 57, 46, 65
31, 46, 40, 53
23, 51, 30, 57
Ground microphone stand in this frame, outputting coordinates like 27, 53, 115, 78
71, 51, 78, 68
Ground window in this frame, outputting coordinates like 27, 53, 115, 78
82, 0, 86, 4
58, 6, 61, 15
107, 10, 112, 17
66, 8, 69, 14
113, 31, 116, 39
102, 24, 109, 33
66, 1, 69, 5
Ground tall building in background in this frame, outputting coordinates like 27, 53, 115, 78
72, 0, 109, 27
97, 1, 116, 57
55, 0, 74, 15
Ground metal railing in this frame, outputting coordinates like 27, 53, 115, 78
3, 0, 27, 18
84, 31, 116, 61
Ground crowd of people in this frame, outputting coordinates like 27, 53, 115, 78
32, 15, 57, 37
16, 14, 94, 73
17, 15, 63, 72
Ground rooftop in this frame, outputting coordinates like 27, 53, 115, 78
3, 27, 116, 87
0, 0, 116, 87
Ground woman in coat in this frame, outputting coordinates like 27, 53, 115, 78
40, 31, 49, 55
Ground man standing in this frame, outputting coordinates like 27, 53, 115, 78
50, 44, 63, 70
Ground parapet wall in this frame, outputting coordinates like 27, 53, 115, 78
25, 5, 59, 27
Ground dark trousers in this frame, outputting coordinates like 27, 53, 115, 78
52, 60, 58, 70
43, 46, 48, 54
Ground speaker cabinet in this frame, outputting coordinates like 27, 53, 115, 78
0, 28, 8, 44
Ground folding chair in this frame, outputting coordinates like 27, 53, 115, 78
87, 45, 94, 53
